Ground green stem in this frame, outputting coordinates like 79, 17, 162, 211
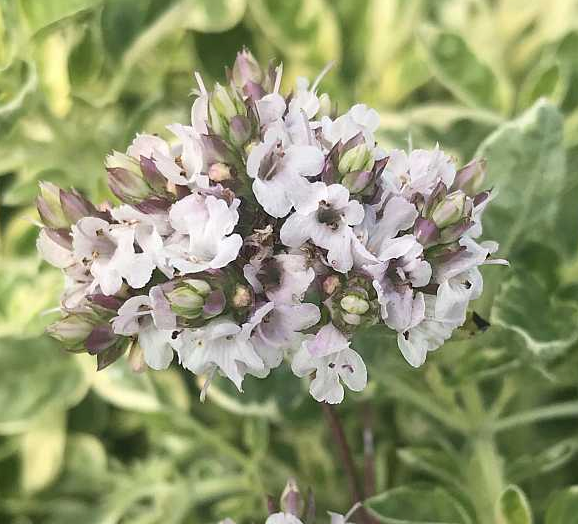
492, 400, 578, 433
380, 374, 470, 434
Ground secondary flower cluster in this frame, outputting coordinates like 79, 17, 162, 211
37, 49, 505, 403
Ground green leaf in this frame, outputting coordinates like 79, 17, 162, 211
496, 485, 533, 524
20, 408, 67, 492
507, 438, 578, 483
0, 59, 37, 134
491, 269, 578, 358
91, 358, 190, 412
0, 337, 89, 435
18, 0, 101, 34
475, 100, 565, 258
248, 0, 341, 67
397, 447, 464, 491
545, 487, 578, 524
181, 0, 247, 32
365, 484, 473, 524
418, 26, 512, 113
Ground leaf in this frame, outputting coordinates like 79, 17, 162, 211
0, 337, 89, 435
397, 447, 464, 491
91, 358, 190, 412
0, 59, 37, 134
181, 0, 247, 32
248, 0, 341, 67
545, 487, 578, 524
365, 484, 473, 524
64, 433, 108, 478
20, 409, 67, 492
18, 0, 101, 34
507, 438, 578, 483
418, 26, 512, 113
496, 485, 533, 524
475, 100, 565, 257
491, 269, 578, 358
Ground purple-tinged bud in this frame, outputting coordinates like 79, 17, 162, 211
426, 242, 467, 263
342, 170, 373, 194
338, 143, 374, 174
474, 190, 491, 207
60, 188, 101, 223
431, 191, 467, 228
340, 132, 365, 155
134, 197, 172, 214
208, 163, 233, 182
439, 218, 473, 244
200, 134, 237, 165
232, 48, 263, 88
232, 284, 252, 309
452, 158, 486, 196
422, 181, 447, 219
46, 314, 94, 351
243, 81, 266, 101
343, 312, 362, 325
414, 217, 439, 248
229, 115, 252, 147
203, 290, 226, 318
36, 182, 68, 229
107, 167, 153, 204
139, 156, 168, 193
87, 294, 123, 311
280, 478, 304, 518
86, 324, 117, 354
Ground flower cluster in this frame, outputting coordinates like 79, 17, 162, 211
37, 49, 505, 403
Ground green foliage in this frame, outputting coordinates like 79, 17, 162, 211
1, 0, 578, 522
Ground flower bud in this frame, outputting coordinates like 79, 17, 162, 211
139, 156, 168, 194
46, 314, 94, 350
60, 188, 100, 223
107, 167, 153, 204
208, 163, 233, 182
280, 478, 304, 517
340, 294, 370, 315
167, 281, 208, 319
36, 182, 68, 229
232, 48, 263, 88
439, 218, 473, 244
342, 312, 362, 325
128, 341, 147, 373
414, 217, 439, 248
228, 115, 252, 147
342, 170, 373, 194
317, 92, 332, 118
200, 134, 237, 166
431, 191, 467, 229
338, 143, 374, 175
452, 158, 486, 196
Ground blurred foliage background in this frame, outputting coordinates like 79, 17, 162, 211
1, 0, 578, 523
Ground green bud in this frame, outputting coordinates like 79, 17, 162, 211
232, 284, 252, 308
208, 162, 233, 182
184, 279, 212, 297
167, 284, 206, 319
46, 314, 94, 350
340, 294, 370, 315
37, 182, 68, 229
431, 191, 467, 229
338, 143, 374, 174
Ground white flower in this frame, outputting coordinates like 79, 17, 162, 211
165, 193, 243, 274
174, 304, 272, 391
397, 294, 455, 367
381, 147, 456, 200
291, 324, 367, 403
37, 228, 74, 269
71, 217, 155, 296
265, 513, 303, 524
251, 302, 321, 370
111, 288, 178, 370
243, 253, 315, 304
280, 184, 364, 273
127, 128, 207, 187
321, 103, 380, 147
435, 267, 483, 327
